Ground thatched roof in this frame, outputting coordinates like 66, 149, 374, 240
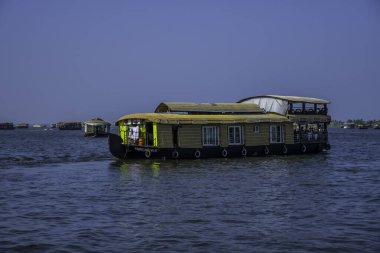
84, 118, 111, 126
155, 102, 264, 114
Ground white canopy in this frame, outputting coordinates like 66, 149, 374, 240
240, 97, 289, 115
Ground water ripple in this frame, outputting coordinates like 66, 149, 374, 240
0, 129, 380, 252
0, 130, 112, 169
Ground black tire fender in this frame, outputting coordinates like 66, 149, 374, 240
264, 146, 270, 155
221, 148, 228, 158
145, 149, 151, 159
241, 147, 247, 156
301, 144, 307, 153
282, 145, 288, 154
172, 150, 179, 159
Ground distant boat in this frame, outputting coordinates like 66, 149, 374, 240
374, 124, 380, 129
357, 124, 368, 129
57, 121, 82, 130
343, 122, 355, 129
15, 123, 29, 129
0, 122, 15, 130
32, 124, 46, 128
84, 118, 111, 137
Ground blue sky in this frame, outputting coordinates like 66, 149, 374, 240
1, 0, 379, 123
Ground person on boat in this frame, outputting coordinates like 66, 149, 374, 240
129, 126, 139, 144
307, 129, 313, 141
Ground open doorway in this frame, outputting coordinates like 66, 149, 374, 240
146, 122, 153, 146
172, 126, 179, 147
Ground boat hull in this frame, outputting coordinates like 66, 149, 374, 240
108, 134, 330, 160
0, 123, 15, 130
108, 133, 127, 159
84, 132, 109, 137
59, 127, 82, 130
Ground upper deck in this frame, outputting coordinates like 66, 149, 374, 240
238, 95, 330, 121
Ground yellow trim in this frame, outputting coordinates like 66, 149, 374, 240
153, 123, 158, 147
119, 125, 128, 144
116, 113, 289, 125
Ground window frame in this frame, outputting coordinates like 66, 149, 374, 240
270, 125, 285, 143
202, 126, 220, 146
228, 125, 243, 145
254, 125, 260, 134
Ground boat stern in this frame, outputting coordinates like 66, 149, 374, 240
108, 133, 126, 159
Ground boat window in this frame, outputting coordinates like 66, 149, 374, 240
254, 125, 260, 134
290, 103, 303, 114
305, 103, 315, 114
202, 126, 220, 146
316, 104, 327, 115
270, 125, 284, 143
228, 126, 243, 145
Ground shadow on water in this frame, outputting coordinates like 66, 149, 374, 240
108, 151, 330, 170
107, 153, 332, 188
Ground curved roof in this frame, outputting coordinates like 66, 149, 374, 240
238, 95, 330, 104
155, 102, 264, 114
116, 112, 289, 125
84, 118, 111, 125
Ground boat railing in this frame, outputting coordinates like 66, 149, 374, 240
294, 132, 328, 143
124, 136, 156, 147
288, 109, 328, 115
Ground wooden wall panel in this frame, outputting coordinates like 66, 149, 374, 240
284, 123, 295, 144
220, 125, 228, 147
178, 125, 202, 148
157, 125, 173, 148
245, 123, 270, 146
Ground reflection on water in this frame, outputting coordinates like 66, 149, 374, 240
110, 160, 163, 179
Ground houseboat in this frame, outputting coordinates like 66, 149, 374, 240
357, 124, 368, 129
84, 118, 111, 137
374, 124, 380, 129
108, 95, 331, 159
32, 124, 46, 128
0, 123, 15, 130
343, 122, 355, 129
15, 123, 29, 129
57, 122, 82, 130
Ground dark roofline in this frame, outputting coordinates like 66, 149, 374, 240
238, 95, 330, 104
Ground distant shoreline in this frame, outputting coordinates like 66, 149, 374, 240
330, 119, 380, 129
